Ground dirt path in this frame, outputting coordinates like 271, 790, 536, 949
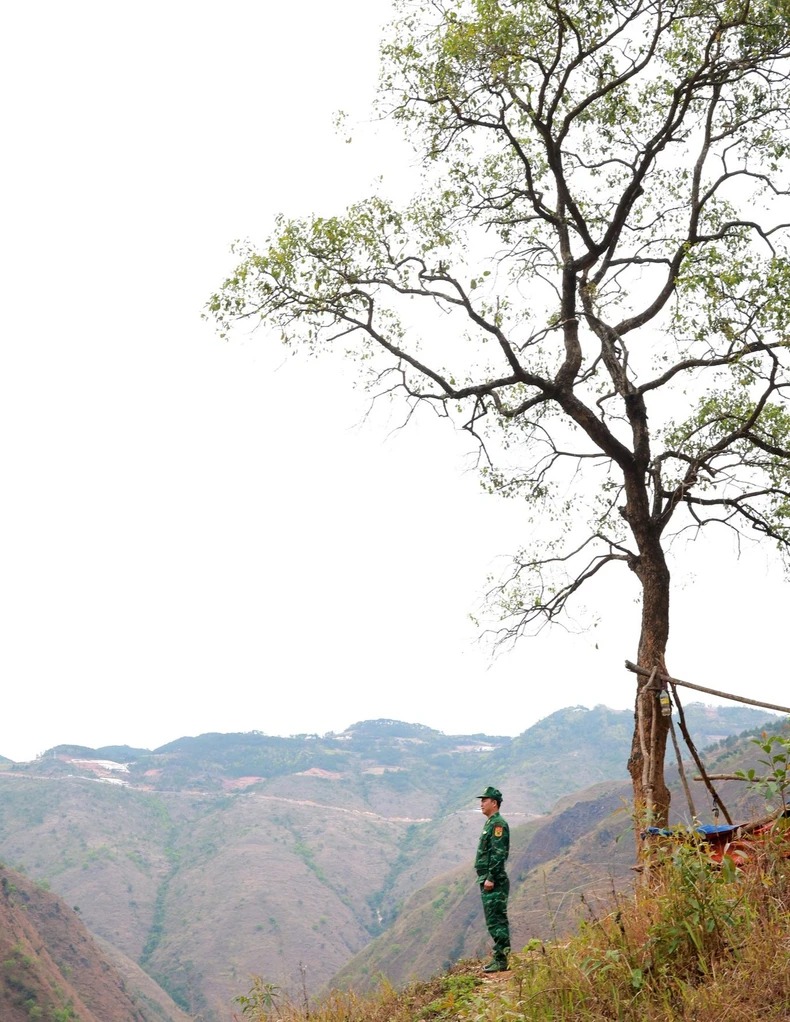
0, 771, 539, 824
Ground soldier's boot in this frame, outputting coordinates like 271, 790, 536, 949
483, 954, 508, 973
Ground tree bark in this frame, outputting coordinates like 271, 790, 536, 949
626, 528, 672, 832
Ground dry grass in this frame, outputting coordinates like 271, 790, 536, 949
231, 966, 485, 1022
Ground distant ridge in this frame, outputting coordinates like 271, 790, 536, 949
46, 744, 151, 760
339, 719, 444, 738
31, 705, 783, 771
339, 718, 512, 741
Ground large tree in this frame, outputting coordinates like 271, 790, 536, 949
208, 0, 790, 826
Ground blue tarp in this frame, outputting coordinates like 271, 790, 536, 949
644, 825, 739, 838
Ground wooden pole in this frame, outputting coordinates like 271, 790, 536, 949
670, 681, 733, 826
669, 716, 697, 820
692, 774, 766, 782
648, 680, 660, 804
625, 661, 790, 715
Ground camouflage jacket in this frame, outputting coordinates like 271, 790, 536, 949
474, 812, 510, 883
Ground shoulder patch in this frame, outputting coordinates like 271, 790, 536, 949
494, 826, 503, 837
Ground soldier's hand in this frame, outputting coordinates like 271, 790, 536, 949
483, 879, 494, 891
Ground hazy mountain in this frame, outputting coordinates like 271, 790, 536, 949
0, 704, 781, 1019
0, 864, 189, 1022
21, 703, 771, 797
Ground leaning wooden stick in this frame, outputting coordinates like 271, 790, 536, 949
670, 681, 733, 826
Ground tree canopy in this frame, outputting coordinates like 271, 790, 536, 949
208, 0, 790, 825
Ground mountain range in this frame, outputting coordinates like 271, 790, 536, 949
0, 702, 783, 1020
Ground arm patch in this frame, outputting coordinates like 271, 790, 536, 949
494, 826, 503, 837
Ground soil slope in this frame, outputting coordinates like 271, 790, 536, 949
0, 865, 190, 1022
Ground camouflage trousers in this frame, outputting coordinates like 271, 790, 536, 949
480, 877, 510, 957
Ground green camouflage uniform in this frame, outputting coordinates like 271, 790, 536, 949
475, 811, 511, 962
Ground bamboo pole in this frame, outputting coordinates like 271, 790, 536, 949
625, 661, 790, 715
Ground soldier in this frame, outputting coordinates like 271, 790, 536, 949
475, 785, 510, 973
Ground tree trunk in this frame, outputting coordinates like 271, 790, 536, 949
626, 535, 672, 834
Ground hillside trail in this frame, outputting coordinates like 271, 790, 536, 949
0, 771, 537, 825
481, 970, 511, 985
249, 792, 432, 823
244, 795, 535, 826
0, 771, 431, 822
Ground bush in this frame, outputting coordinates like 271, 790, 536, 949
504, 829, 790, 1020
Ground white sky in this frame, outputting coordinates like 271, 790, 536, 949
1, 0, 787, 763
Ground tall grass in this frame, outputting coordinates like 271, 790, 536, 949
234, 825, 790, 1022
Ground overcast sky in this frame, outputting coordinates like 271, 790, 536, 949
1, 0, 787, 763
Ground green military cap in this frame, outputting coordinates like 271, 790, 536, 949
477, 786, 503, 802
